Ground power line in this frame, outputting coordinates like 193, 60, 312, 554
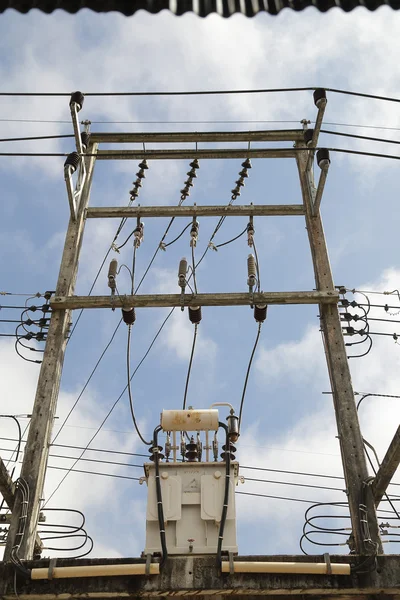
320, 129, 400, 146
238, 323, 262, 430
2, 146, 400, 162
182, 324, 198, 410
0, 86, 400, 103
51, 321, 122, 444
1, 129, 399, 149
47, 465, 141, 481
43, 308, 174, 506
0, 118, 400, 133
0, 134, 73, 143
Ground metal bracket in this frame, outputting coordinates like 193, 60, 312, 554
229, 552, 235, 575
324, 552, 332, 575
48, 557, 57, 580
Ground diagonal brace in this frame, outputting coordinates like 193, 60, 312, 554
372, 425, 400, 507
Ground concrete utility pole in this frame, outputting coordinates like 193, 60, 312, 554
4, 143, 98, 561
2, 89, 386, 566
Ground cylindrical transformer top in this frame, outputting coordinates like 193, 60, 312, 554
161, 409, 219, 432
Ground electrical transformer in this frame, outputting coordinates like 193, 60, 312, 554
142, 407, 240, 556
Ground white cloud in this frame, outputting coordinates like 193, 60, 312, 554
255, 325, 327, 389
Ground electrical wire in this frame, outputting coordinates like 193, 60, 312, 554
126, 324, 151, 445
182, 324, 198, 411
0, 134, 73, 143
2, 86, 400, 102
0, 416, 21, 463
238, 323, 262, 431
236, 491, 325, 504
7, 434, 392, 484
4, 146, 400, 162
191, 245, 198, 294
320, 129, 400, 146
43, 309, 175, 506
215, 226, 248, 249
1, 117, 400, 132
51, 320, 122, 444
164, 221, 192, 248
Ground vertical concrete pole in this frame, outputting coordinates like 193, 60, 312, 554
4, 145, 98, 561
296, 145, 382, 555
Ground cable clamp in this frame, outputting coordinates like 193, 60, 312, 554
208, 242, 217, 251
159, 242, 166, 251
324, 553, 332, 575
48, 558, 57, 580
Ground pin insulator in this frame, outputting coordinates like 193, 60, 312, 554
185, 437, 199, 462
149, 445, 164, 461
317, 148, 330, 169
221, 443, 236, 461
122, 307, 136, 325
69, 91, 84, 112
80, 131, 90, 151
304, 128, 314, 147
178, 258, 188, 288
189, 159, 200, 169
313, 88, 327, 108
241, 158, 252, 169
188, 306, 202, 324
247, 254, 257, 286
254, 304, 267, 323
108, 259, 118, 290
64, 151, 80, 171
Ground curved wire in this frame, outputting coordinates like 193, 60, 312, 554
215, 226, 247, 249
238, 323, 262, 431
164, 222, 192, 248
116, 229, 135, 251
182, 324, 198, 410
191, 245, 198, 295
126, 325, 151, 445
0, 416, 21, 462
348, 334, 373, 358
252, 239, 261, 292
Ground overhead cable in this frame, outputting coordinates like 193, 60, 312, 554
0, 86, 400, 103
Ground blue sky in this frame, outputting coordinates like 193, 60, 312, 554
1, 6, 400, 559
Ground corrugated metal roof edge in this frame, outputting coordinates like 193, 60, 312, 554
1, 0, 400, 15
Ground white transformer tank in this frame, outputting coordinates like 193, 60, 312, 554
144, 461, 239, 555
